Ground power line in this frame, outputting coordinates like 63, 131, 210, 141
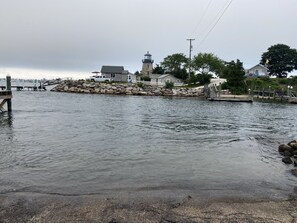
182, 1, 214, 56
193, 0, 233, 52
194, 0, 229, 40
189, 0, 213, 38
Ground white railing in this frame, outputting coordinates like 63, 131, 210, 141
0, 79, 41, 88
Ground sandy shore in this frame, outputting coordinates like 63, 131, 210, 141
1, 193, 297, 222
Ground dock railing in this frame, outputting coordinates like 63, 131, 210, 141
251, 86, 296, 102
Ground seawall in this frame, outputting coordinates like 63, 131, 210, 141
51, 81, 205, 97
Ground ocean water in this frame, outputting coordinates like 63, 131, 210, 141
1, 91, 297, 200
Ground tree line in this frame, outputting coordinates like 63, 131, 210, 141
150, 43, 297, 94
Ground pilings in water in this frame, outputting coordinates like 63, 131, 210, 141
0, 76, 12, 112
252, 87, 297, 103
208, 83, 253, 103
6, 76, 12, 112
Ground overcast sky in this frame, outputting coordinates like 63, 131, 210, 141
0, 0, 297, 79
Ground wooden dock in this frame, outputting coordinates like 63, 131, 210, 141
252, 88, 297, 104
208, 84, 296, 104
0, 91, 12, 100
0, 89, 12, 113
0, 79, 45, 91
209, 97, 253, 103
0, 76, 12, 112
208, 95, 253, 103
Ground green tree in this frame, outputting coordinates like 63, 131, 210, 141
260, 44, 297, 78
222, 59, 246, 94
196, 73, 212, 85
164, 81, 174, 89
192, 53, 225, 77
161, 53, 188, 80
187, 74, 198, 85
152, 64, 165, 74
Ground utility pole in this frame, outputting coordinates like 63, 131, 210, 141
187, 38, 195, 78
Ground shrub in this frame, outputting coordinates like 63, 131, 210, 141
278, 78, 289, 85
136, 82, 144, 88
164, 82, 174, 89
290, 76, 297, 85
196, 73, 212, 85
141, 76, 151, 81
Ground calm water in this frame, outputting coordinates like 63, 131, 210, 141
1, 91, 297, 200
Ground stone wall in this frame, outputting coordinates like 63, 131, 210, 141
51, 81, 205, 97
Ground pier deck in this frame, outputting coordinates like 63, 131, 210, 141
0, 79, 45, 91
208, 95, 253, 103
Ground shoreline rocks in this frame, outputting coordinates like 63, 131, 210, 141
279, 140, 297, 176
51, 81, 205, 97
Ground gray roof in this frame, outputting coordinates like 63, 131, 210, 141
247, 64, 268, 71
158, 74, 171, 79
149, 74, 162, 79
101, 66, 124, 74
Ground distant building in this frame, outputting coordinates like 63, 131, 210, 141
100, 65, 137, 83
150, 74, 183, 86
101, 66, 125, 82
245, 64, 269, 77
141, 51, 154, 76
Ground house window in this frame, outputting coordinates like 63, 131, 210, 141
111, 74, 115, 78
255, 70, 259, 76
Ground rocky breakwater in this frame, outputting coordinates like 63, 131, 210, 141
279, 140, 297, 176
51, 81, 204, 97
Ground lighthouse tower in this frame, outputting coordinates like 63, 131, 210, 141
141, 51, 154, 76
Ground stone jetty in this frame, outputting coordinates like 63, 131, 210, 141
278, 140, 297, 176
51, 81, 205, 97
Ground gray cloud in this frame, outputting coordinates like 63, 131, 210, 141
0, 0, 297, 77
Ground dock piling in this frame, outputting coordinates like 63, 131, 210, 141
6, 76, 12, 112
0, 76, 12, 113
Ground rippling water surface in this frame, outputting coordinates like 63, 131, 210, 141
1, 91, 297, 200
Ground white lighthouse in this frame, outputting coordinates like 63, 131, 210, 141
141, 51, 154, 76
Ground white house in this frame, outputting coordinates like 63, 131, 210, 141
150, 74, 183, 86
127, 73, 138, 83
246, 64, 269, 77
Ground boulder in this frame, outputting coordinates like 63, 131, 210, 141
288, 140, 297, 145
289, 143, 297, 150
69, 87, 75, 92
282, 156, 293, 164
279, 144, 294, 153
291, 169, 297, 177
283, 150, 293, 157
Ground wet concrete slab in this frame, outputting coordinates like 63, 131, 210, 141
1, 193, 297, 223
